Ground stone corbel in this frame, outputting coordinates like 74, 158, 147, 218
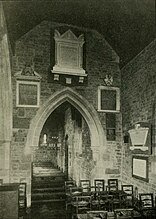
54, 74, 59, 81
79, 76, 84, 83
66, 77, 72, 84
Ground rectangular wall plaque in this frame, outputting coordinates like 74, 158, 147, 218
98, 86, 120, 112
16, 81, 40, 107
60, 45, 78, 68
132, 156, 149, 182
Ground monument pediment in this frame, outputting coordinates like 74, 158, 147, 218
52, 29, 87, 84
54, 29, 84, 43
15, 63, 41, 81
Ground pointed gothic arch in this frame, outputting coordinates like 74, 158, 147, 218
25, 87, 106, 159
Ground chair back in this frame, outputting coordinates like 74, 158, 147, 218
122, 185, 133, 196
80, 180, 91, 192
69, 186, 83, 195
139, 193, 154, 209
90, 186, 97, 192
121, 185, 134, 208
108, 179, 118, 192
19, 183, 27, 217
90, 192, 100, 210
95, 179, 105, 192
99, 193, 113, 211
72, 195, 91, 214
65, 180, 76, 192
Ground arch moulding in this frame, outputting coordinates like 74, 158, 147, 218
25, 87, 106, 159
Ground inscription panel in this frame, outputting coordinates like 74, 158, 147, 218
16, 81, 40, 107
60, 45, 78, 68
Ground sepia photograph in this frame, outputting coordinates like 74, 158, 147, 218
0, 0, 156, 218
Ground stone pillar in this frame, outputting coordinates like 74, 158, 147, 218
0, 3, 12, 183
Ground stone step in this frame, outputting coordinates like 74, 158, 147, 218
31, 198, 66, 207
33, 162, 55, 167
32, 177, 65, 184
31, 192, 66, 200
32, 175, 65, 182
31, 208, 67, 219
33, 167, 63, 176
32, 180, 65, 188
31, 163, 66, 217
32, 186, 65, 193
32, 174, 65, 181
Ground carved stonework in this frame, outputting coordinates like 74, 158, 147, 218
53, 74, 59, 81
15, 62, 41, 81
54, 29, 84, 43
103, 74, 113, 86
79, 76, 84, 83
65, 77, 72, 84
51, 29, 87, 78
21, 63, 35, 77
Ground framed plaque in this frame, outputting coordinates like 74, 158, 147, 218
132, 156, 149, 182
16, 80, 40, 107
52, 29, 86, 76
98, 86, 120, 112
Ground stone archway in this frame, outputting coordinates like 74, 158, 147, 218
25, 87, 106, 157
25, 87, 106, 206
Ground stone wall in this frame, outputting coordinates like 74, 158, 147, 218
121, 39, 156, 194
64, 105, 93, 185
0, 3, 12, 184
11, 21, 122, 205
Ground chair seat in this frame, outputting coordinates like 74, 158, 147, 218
99, 200, 108, 204
87, 211, 107, 219
78, 201, 89, 206
92, 200, 99, 204
111, 198, 120, 203
114, 208, 134, 219
72, 200, 89, 206
72, 191, 82, 196
141, 207, 156, 217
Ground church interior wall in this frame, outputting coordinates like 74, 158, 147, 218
121, 39, 156, 194
10, 21, 122, 204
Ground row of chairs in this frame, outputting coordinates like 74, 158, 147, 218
65, 179, 132, 213
65, 178, 119, 193
78, 209, 136, 219
65, 179, 156, 218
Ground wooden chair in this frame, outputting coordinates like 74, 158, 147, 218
90, 186, 97, 193
65, 180, 76, 193
111, 194, 123, 211
69, 186, 83, 194
90, 192, 100, 210
80, 180, 91, 193
71, 195, 91, 217
94, 179, 105, 192
66, 186, 82, 210
107, 179, 118, 192
99, 193, 114, 211
121, 185, 134, 208
18, 183, 27, 218
107, 179, 120, 210
139, 193, 156, 218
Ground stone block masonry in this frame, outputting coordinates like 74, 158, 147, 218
11, 21, 122, 206
121, 39, 156, 194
